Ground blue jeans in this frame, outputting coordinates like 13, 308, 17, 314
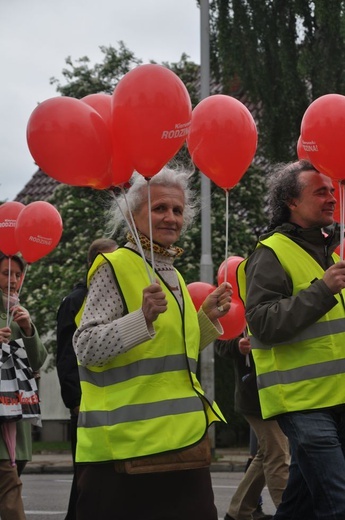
274, 409, 345, 520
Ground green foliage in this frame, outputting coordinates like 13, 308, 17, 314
175, 165, 268, 284
21, 184, 113, 360
50, 42, 142, 98
162, 53, 201, 108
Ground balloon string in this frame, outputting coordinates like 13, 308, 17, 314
146, 178, 156, 281
123, 186, 154, 283
6, 258, 11, 327
223, 189, 230, 283
243, 324, 249, 366
340, 181, 345, 262
8, 264, 28, 328
111, 189, 152, 284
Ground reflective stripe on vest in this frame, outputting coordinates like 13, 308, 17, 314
250, 318, 345, 350
78, 355, 198, 387
79, 396, 203, 428
76, 248, 224, 462
237, 233, 345, 418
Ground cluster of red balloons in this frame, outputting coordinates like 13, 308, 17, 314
0, 201, 63, 263
27, 63, 259, 192
26, 64, 192, 189
187, 255, 246, 340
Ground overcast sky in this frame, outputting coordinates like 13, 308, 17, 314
0, 0, 201, 201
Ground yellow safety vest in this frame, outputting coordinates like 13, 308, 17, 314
76, 248, 224, 463
237, 233, 345, 419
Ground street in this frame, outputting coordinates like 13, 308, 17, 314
21, 472, 276, 519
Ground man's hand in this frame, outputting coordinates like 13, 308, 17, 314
238, 337, 251, 355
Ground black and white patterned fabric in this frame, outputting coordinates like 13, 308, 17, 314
0, 338, 41, 425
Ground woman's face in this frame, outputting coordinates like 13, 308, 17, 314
0, 258, 22, 295
133, 185, 185, 247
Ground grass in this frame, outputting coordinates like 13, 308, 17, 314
32, 441, 71, 453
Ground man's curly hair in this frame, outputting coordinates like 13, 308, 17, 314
267, 159, 317, 230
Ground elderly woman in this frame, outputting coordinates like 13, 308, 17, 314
0, 253, 47, 520
73, 167, 232, 520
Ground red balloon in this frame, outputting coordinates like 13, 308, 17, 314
112, 64, 192, 177
296, 135, 310, 161
218, 299, 246, 340
217, 256, 244, 299
26, 96, 112, 189
15, 202, 63, 263
187, 94, 257, 189
334, 243, 344, 256
110, 147, 134, 187
187, 281, 216, 311
187, 281, 246, 340
81, 93, 133, 187
0, 202, 25, 256
300, 94, 345, 181
81, 93, 113, 128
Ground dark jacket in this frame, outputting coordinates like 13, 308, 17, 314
56, 281, 87, 411
244, 223, 340, 344
215, 338, 261, 417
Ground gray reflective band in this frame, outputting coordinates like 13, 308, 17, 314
257, 358, 345, 390
250, 319, 345, 350
79, 354, 197, 387
78, 396, 203, 428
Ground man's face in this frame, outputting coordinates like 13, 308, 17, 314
0, 258, 22, 295
289, 170, 336, 229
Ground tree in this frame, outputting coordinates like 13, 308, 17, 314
50, 41, 142, 97
20, 184, 112, 364
174, 164, 268, 285
208, 0, 345, 162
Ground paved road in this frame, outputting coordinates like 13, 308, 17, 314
213, 471, 275, 518
21, 472, 276, 519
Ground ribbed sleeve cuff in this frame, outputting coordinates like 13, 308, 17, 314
198, 307, 222, 350
117, 308, 155, 352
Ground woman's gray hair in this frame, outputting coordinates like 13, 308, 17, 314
267, 159, 317, 230
106, 165, 198, 237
